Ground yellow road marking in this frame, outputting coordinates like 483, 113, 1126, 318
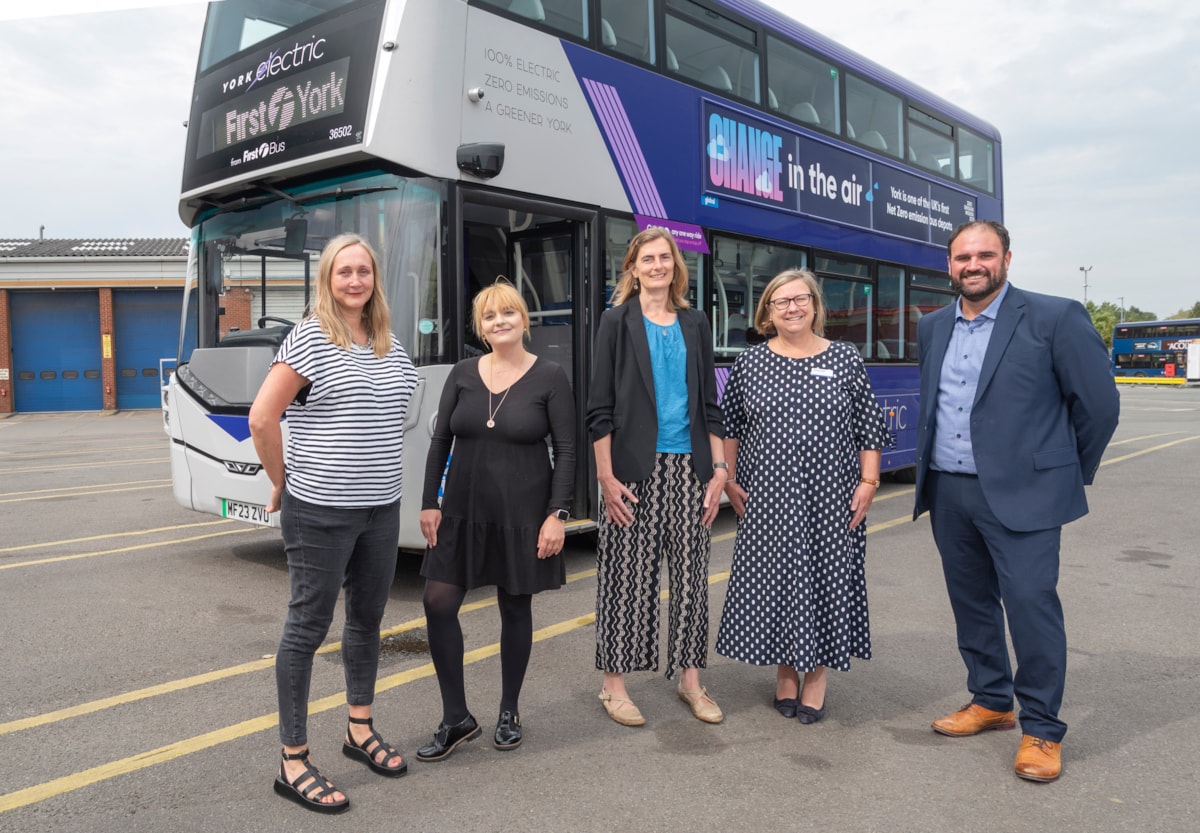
0, 479, 170, 499
0, 527, 266, 572
0, 458, 166, 475
0, 483, 170, 504
0, 520, 234, 554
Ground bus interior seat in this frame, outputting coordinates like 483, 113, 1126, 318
789, 101, 820, 126
508, 0, 545, 22
665, 45, 679, 72
600, 17, 617, 48
860, 129, 888, 151
701, 65, 733, 92
874, 340, 892, 359
768, 88, 779, 110
846, 122, 857, 139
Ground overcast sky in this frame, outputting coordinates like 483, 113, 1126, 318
1, 0, 1196, 317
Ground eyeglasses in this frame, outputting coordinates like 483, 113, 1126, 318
769, 294, 814, 311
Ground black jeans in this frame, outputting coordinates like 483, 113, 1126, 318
276, 492, 400, 746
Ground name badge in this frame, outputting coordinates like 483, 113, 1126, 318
811, 367, 834, 378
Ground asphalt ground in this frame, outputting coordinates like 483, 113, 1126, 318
0, 386, 1197, 833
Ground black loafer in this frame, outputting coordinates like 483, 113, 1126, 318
493, 710, 523, 751
796, 704, 826, 724
415, 714, 481, 762
773, 697, 799, 718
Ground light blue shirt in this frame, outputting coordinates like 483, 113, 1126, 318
644, 317, 691, 453
931, 283, 1010, 474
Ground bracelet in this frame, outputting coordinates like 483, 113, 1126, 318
712, 461, 728, 471
860, 477, 880, 487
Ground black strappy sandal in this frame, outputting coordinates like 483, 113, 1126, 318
272, 748, 349, 814
342, 715, 408, 777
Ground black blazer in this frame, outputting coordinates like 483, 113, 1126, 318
586, 296, 724, 482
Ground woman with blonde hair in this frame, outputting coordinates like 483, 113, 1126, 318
250, 233, 419, 813
587, 227, 728, 727
416, 280, 575, 759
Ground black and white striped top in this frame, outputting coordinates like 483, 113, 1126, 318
275, 318, 419, 508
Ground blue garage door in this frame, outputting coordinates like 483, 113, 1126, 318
114, 289, 183, 410
11, 291, 102, 411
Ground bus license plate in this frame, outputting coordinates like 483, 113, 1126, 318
221, 498, 272, 526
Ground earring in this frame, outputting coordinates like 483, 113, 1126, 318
633, 278, 640, 291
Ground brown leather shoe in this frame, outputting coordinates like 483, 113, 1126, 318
932, 703, 1016, 737
1015, 735, 1061, 782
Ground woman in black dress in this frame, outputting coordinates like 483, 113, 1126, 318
416, 281, 575, 760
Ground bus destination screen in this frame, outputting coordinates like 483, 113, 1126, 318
181, 0, 385, 194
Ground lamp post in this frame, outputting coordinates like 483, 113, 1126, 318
1118, 296, 1125, 322
1079, 266, 1092, 304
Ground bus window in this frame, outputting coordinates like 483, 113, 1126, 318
874, 264, 904, 360
958, 127, 995, 195
908, 107, 955, 177
599, 0, 653, 63
845, 73, 902, 158
820, 277, 871, 355
664, 0, 760, 105
199, 0, 360, 71
766, 35, 840, 135
711, 234, 806, 356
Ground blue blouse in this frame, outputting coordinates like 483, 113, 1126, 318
644, 316, 691, 453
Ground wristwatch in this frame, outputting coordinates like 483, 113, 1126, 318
551, 509, 570, 522
713, 461, 729, 472
860, 477, 880, 487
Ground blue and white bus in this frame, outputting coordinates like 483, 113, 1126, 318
1112, 318, 1200, 379
164, 0, 1002, 549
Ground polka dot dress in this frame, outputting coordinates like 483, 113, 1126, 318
715, 341, 891, 672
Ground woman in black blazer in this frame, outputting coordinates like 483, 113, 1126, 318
586, 227, 727, 727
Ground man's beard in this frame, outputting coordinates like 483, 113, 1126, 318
953, 266, 1006, 302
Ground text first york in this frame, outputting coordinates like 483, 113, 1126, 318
707, 113, 784, 203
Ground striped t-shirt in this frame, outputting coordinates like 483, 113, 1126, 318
275, 317, 419, 508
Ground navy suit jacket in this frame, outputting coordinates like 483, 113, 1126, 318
586, 296, 724, 483
913, 284, 1119, 532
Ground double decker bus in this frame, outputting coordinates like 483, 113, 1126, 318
164, 0, 1002, 549
1112, 319, 1200, 380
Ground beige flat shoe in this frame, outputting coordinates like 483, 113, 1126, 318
677, 684, 724, 724
598, 690, 646, 727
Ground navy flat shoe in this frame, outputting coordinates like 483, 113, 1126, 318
796, 704, 826, 724
773, 697, 799, 718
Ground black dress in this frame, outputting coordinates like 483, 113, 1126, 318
420, 356, 575, 594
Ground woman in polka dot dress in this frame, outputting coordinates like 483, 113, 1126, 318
715, 269, 891, 724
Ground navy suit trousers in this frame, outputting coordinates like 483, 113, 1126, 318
926, 471, 1067, 742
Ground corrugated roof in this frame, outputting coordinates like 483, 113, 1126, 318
0, 239, 189, 258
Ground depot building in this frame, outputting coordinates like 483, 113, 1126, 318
0, 238, 194, 414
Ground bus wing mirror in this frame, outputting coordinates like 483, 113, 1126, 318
457, 142, 505, 179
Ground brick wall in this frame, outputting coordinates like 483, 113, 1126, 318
99, 288, 116, 411
0, 289, 11, 415
220, 287, 253, 337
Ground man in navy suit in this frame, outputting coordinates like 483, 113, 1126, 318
913, 220, 1119, 782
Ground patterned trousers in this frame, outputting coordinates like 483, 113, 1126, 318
594, 453, 711, 680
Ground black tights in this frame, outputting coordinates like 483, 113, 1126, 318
422, 580, 533, 723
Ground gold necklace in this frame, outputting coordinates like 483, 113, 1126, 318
486, 356, 514, 429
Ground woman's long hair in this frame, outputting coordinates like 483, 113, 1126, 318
611, 227, 691, 310
311, 233, 393, 358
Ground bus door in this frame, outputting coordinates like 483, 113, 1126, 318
459, 195, 598, 526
